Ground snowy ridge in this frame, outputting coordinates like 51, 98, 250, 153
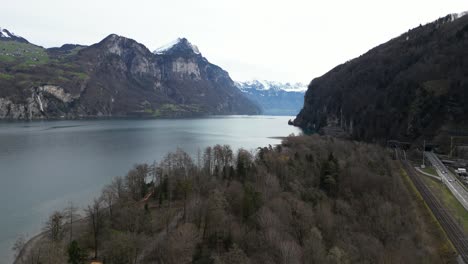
0, 27, 27, 42
153, 38, 200, 55
450, 11, 468, 22
153, 38, 181, 54
236, 80, 307, 92
0, 28, 13, 38
236, 80, 306, 115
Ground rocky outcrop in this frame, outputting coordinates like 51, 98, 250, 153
37, 85, 77, 103
0, 33, 260, 119
0, 98, 30, 119
0, 85, 79, 119
171, 58, 201, 80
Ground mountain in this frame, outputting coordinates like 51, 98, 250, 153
153, 37, 201, 55
236, 80, 306, 115
0, 28, 28, 43
0, 33, 260, 119
294, 12, 468, 146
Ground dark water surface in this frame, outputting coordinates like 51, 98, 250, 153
0, 116, 301, 261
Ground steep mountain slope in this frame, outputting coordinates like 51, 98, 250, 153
237, 80, 306, 115
0, 33, 260, 119
294, 12, 468, 144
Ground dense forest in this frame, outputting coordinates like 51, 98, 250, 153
15, 136, 455, 263
294, 13, 468, 144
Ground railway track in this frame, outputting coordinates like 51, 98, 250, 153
399, 151, 468, 262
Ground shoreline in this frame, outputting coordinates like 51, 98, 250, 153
0, 115, 297, 124
268, 136, 288, 140
14, 216, 89, 264
4, 117, 298, 263
0, 114, 294, 123
13, 230, 46, 264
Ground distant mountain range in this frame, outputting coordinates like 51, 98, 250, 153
0, 32, 260, 119
294, 12, 468, 146
236, 80, 306, 115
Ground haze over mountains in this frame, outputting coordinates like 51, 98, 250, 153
294, 12, 468, 145
0, 33, 263, 119
237, 80, 306, 115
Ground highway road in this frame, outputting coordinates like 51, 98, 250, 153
425, 151, 468, 211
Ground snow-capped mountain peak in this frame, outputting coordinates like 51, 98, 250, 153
153, 38, 201, 55
236, 80, 307, 92
236, 80, 306, 115
0, 27, 28, 43
0, 28, 15, 38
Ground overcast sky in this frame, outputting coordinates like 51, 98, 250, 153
1, 0, 466, 83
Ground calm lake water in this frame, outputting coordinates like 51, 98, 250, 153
0, 116, 300, 262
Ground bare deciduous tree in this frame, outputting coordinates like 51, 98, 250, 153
111, 176, 126, 200
86, 198, 104, 259
101, 185, 117, 219
43, 211, 65, 242
63, 201, 80, 244
126, 164, 149, 201
12, 235, 25, 259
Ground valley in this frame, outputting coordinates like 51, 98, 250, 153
2, 2, 468, 263
237, 80, 306, 116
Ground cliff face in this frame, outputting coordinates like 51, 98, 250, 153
0, 85, 76, 119
294, 13, 468, 143
0, 34, 260, 119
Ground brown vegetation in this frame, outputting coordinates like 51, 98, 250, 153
17, 135, 455, 263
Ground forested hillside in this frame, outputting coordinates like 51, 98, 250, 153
294, 13, 468, 144
16, 136, 455, 264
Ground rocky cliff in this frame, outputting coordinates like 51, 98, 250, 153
0, 33, 260, 119
294, 12, 468, 144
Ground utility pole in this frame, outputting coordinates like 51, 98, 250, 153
450, 136, 453, 158
422, 140, 426, 168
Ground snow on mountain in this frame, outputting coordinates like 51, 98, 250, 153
153, 38, 200, 55
236, 80, 306, 115
236, 80, 307, 93
0, 28, 13, 38
0, 28, 28, 43
153, 38, 181, 54
450, 11, 468, 22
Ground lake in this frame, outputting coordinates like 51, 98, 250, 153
0, 116, 301, 262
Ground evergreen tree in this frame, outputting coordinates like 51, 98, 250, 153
67, 240, 85, 264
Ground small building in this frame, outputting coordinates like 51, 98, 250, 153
455, 168, 467, 176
